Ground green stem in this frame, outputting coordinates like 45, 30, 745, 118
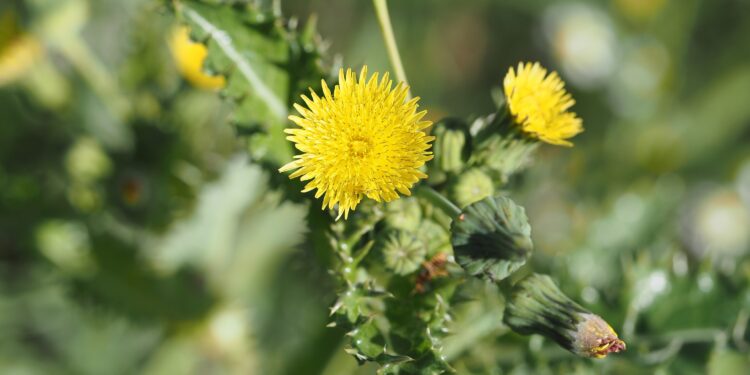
415, 185, 462, 218
57, 35, 130, 120
473, 104, 512, 149
638, 328, 726, 344
372, 0, 411, 98
443, 314, 508, 361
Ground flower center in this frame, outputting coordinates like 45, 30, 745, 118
349, 138, 371, 158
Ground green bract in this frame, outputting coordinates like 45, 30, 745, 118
450, 195, 532, 281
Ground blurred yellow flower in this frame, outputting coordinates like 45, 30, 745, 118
615, 0, 667, 22
0, 34, 42, 86
504, 62, 583, 147
280, 66, 434, 219
169, 26, 225, 90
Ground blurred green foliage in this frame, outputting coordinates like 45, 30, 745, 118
1, 0, 750, 374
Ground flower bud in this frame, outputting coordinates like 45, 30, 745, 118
382, 231, 427, 275
504, 273, 626, 358
385, 197, 422, 232
65, 137, 112, 183
432, 121, 469, 173
452, 168, 494, 208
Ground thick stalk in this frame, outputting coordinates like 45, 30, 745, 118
57, 35, 130, 120
415, 185, 462, 218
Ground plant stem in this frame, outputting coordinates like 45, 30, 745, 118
443, 314, 508, 361
372, 0, 411, 98
57, 35, 130, 120
415, 186, 462, 219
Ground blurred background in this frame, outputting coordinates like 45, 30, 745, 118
1, 0, 749, 373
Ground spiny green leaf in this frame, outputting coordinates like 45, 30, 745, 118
175, 0, 327, 165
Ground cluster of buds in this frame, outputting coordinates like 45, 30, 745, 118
273, 50, 624, 362
451, 195, 625, 359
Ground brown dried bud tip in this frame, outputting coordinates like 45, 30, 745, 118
574, 313, 627, 358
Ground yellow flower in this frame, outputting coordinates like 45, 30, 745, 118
0, 34, 42, 86
280, 66, 434, 219
169, 26, 225, 90
503, 62, 583, 147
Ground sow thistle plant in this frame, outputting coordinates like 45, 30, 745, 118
172, 0, 624, 371
280, 65, 623, 368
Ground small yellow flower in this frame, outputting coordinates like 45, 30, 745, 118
280, 66, 434, 219
504, 62, 583, 146
169, 26, 225, 90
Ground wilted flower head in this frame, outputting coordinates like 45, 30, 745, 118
573, 312, 627, 358
503, 62, 583, 146
169, 26, 225, 90
504, 273, 625, 358
280, 66, 434, 219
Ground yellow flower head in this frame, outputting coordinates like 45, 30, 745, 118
169, 26, 225, 90
503, 62, 583, 147
280, 66, 434, 219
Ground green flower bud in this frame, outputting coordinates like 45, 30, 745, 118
382, 231, 427, 275
385, 197, 422, 232
452, 168, 494, 208
416, 219, 452, 255
504, 274, 626, 359
67, 182, 102, 212
450, 195, 532, 281
65, 137, 112, 183
433, 122, 468, 173
35, 220, 96, 276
